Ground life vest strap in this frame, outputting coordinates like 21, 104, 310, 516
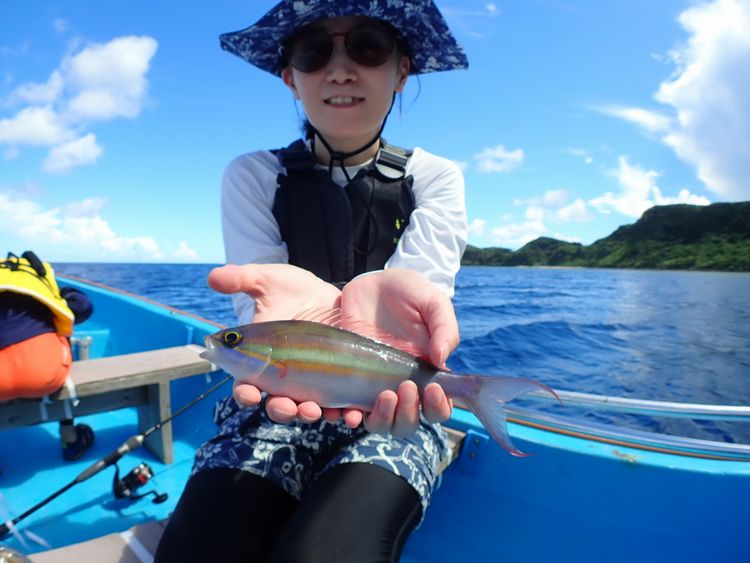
271, 139, 416, 285
375, 143, 410, 179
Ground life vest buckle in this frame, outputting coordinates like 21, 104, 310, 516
375, 143, 410, 180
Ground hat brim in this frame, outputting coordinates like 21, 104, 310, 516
220, 0, 469, 75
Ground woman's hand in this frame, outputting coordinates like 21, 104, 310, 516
340, 269, 458, 436
209, 264, 459, 435
209, 264, 342, 424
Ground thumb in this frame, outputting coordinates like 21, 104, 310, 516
208, 264, 266, 298
421, 294, 459, 368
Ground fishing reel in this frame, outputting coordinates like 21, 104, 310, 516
112, 463, 168, 504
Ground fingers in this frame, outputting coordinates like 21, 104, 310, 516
322, 408, 363, 427
392, 381, 420, 438
208, 264, 261, 296
422, 382, 452, 423
364, 382, 421, 437
232, 382, 356, 427
254, 383, 448, 432
266, 397, 323, 424
233, 382, 262, 407
364, 390, 398, 434
296, 401, 325, 424
265, 396, 300, 423
342, 409, 364, 428
421, 293, 460, 368
322, 407, 342, 423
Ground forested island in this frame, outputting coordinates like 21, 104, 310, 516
461, 202, 750, 271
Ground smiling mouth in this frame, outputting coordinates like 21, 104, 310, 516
324, 96, 364, 107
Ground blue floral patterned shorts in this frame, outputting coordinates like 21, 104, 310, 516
192, 394, 449, 518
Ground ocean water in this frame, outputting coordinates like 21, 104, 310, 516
55, 263, 750, 444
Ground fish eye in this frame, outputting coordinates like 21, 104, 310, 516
223, 330, 243, 348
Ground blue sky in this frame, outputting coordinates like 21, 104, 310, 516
1, 0, 748, 263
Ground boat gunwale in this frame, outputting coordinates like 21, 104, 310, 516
525, 388, 750, 421
507, 405, 750, 461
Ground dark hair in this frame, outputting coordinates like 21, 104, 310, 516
302, 118, 316, 140
288, 20, 415, 140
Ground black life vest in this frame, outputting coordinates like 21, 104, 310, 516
271, 139, 416, 286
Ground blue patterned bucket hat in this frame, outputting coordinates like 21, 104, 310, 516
220, 0, 469, 76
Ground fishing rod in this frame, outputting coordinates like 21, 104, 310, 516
0, 373, 232, 540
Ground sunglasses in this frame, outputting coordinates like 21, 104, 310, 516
282, 21, 404, 73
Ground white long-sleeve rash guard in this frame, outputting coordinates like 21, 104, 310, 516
220, 145, 468, 324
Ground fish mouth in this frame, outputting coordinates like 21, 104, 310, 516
200, 335, 216, 360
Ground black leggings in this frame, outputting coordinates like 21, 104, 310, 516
154, 463, 422, 563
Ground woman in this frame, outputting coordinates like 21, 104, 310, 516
156, 2, 468, 561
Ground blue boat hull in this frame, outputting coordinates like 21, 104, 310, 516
1, 275, 748, 562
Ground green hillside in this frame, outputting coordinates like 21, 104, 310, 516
461, 202, 750, 271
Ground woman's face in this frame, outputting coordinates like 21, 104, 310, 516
281, 16, 410, 152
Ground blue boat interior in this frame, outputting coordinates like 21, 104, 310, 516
1, 276, 749, 562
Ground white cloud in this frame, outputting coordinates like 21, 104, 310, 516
0, 192, 60, 237
5, 70, 64, 106
42, 133, 103, 173
517, 189, 569, 208
552, 232, 582, 244
172, 241, 198, 260
525, 206, 545, 221
0, 106, 70, 146
490, 220, 546, 248
565, 147, 594, 164
589, 156, 709, 217
652, 187, 712, 207
474, 144, 524, 173
514, 189, 591, 223
556, 198, 592, 222
453, 159, 469, 172
655, 0, 750, 200
0, 191, 163, 259
62, 196, 108, 217
595, 105, 673, 132
60, 35, 157, 121
0, 35, 157, 173
468, 218, 486, 236
600, 0, 750, 201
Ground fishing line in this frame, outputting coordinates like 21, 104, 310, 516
0, 373, 232, 540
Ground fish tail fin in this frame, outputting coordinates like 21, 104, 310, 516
443, 374, 560, 457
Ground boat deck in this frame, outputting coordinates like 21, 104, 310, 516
4, 394, 750, 562
0, 373, 222, 555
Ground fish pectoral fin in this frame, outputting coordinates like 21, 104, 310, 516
293, 306, 343, 325
336, 318, 425, 359
275, 361, 289, 379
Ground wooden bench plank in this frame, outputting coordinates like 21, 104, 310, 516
0, 345, 216, 463
62, 344, 213, 397
139, 381, 173, 463
0, 388, 149, 427
438, 426, 466, 474
29, 519, 168, 563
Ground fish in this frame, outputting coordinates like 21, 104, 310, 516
200, 320, 560, 456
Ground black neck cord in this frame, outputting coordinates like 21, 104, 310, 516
310, 93, 396, 182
